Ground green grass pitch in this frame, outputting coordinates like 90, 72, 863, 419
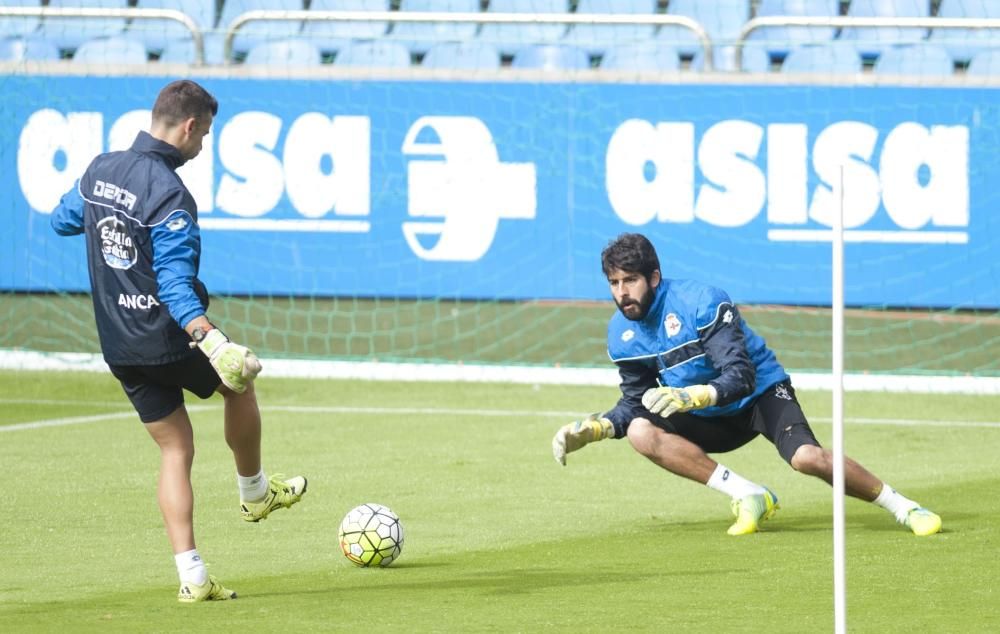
2, 370, 999, 633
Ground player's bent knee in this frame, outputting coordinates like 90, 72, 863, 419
626, 418, 657, 454
790, 444, 826, 474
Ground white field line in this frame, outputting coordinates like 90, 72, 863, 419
3, 402, 999, 432
3, 349, 999, 394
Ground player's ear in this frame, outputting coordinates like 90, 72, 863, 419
649, 269, 661, 289
182, 116, 198, 137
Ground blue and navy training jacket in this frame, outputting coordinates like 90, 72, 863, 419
603, 279, 789, 438
50, 131, 208, 366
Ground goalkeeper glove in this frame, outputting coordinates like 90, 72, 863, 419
641, 384, 717, 418
552, 414, 614, 466
191, 328, 262, 394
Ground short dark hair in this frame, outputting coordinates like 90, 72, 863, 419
152, 80, 218, 127
601, 233, 660, 280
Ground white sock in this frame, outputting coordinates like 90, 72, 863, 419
238, 469, 268, 502
175, 549, 207, 586
873, 483, 919, 523
706, 464, 767, 499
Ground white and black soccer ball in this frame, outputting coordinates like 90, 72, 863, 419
338, 503, 404, 567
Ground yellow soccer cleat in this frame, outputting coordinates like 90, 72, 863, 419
904, 507, 942, 536
727, 488, 779, 536
241, 474, 308, 523
178, 575, 236, 603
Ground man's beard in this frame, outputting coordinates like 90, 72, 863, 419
616, 287, 654, 321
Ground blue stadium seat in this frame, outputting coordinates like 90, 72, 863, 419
746, 0, 839, 58
218, 0, 304, 56
335, 39, 411, 67
600, 42, 680, 71
158, 31, 227, 64
300, 0, 390, 56
422, 40, 501, 69
838, 0, 929, 59
966, 47, 1000, 76
38, 0, 128, 52
928, 0, 1000, 64
691, 43, 772, 72
245, 38, 322, 66
0, 36, 61, 61
511, 43, 589, 69
388, 0, 480, 56
781, 41, 862, 74
0, 0, 42, 38
72, 35, 148, 64
128, 0, 217, 53
478, 0, 568, 57
561, 0, 657, 56
657, 0, 750, 57
874, 43, 955, 75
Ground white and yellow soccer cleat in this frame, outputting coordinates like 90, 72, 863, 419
177, 575, 236, 603
727, 488, 780, 536
904, 507, 942, 536
240, 474, 308, 523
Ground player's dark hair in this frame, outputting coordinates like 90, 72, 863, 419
601, 233, 660, 280
152, 80, 218, 127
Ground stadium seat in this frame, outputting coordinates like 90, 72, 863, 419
245, 38, 322, 66
421, 40, 501, 69
966, 47, 1000, 76
388, 0, 480, 56
657, 0, 750, 58
838, 0, 929, 59
928, 0, 1000, 64
128, 0, 217, 53
691, 43, 772, 72
746, 0, 839, 58
218, 0, 304, 56
478, 0, 568, 57
72, 35, 148, 64
0, 36, 61, 61
38, 0, 128, 52
0, 0, 42, 38
781, 41, 862, 74
334, 39, 411, 67
511, 43, 589, 69
158, 31, 227, 64
561, 0, 657, 57
600, 42, 680, 71
874, 43, 955, 76
300, 0, 390, 56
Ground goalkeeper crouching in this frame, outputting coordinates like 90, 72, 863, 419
51, 80, 307, 602
552, 232, 941, 537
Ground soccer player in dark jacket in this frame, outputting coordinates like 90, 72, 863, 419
51, 80, 307, 602
552, 233, 941, 537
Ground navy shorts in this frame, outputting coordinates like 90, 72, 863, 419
108, 351, 221, 423
648, 380, 820, 464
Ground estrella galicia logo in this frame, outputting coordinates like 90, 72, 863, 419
401, 116, 536, 261
97, 216, 137, 270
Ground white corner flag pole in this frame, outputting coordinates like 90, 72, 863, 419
832, 167, 847, 633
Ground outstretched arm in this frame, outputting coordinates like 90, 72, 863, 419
51, 182, 85, 236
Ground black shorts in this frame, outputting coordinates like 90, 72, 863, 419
108, 351, 221, 423
648, 380, 820, 464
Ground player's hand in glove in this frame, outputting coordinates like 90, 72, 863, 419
641, 384, 717, 418
191, 329, 262, 393
552, 414, 614, 466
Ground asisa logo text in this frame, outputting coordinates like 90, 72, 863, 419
606, 119, 969, 244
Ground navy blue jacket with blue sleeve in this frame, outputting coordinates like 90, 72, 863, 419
50, 131, 208, 366
603, 279, 789, 438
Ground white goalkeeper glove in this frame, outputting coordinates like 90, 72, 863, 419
191, 328, 262, 394
552, 414, 614, 466
641, 384, 717, 418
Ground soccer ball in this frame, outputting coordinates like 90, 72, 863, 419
338, 503, 404, 567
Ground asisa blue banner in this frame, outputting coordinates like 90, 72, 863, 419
3, 74, 997, 307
